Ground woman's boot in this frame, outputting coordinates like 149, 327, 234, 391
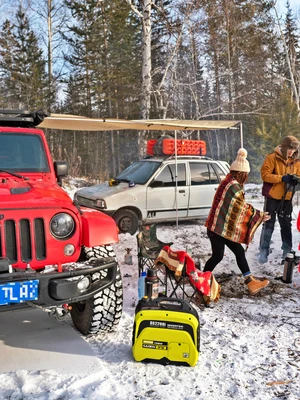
245, 275, 269, 295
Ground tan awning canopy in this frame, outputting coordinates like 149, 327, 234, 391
39, 114, 240, 131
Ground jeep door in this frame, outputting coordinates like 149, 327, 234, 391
146, 162, 188, 220
187, 162, 227, 219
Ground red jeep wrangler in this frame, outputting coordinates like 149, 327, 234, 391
0, 110, 123, 335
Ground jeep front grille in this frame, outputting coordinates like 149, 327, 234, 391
1, 218, 46, 264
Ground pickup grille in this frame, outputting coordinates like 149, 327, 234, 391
76, 195, 96, 208
0, 218, 46, 264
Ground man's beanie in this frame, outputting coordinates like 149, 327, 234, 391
230, 148, 250, 173
281, 135, 299, 150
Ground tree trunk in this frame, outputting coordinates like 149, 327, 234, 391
124, 0, 152, 156
101, 2, 116, 177
47, 0, 53, 110
273, 4, 300, 111
223, 0, 234, 115
141, 0, 152, 120
139, 0, 152, 156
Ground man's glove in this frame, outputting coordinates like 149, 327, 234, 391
282, 175, 293, 183
291, 175, 300, 186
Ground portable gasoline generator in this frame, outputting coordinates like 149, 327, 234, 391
132, 297, 200, 367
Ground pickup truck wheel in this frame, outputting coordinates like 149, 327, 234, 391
70, 245, 123, 335
114, 209, 139, 234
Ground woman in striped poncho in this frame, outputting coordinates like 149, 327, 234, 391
204, 148, 270, 295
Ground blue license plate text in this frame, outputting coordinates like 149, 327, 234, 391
0, 280, 39, 305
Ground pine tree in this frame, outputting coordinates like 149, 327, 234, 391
182, 0, 282, 162
249, 87, 300, 180
27, 0, 69, 111
63, 0, 141, 116
283, 1, 300, 104
62, 0, 142, 177
0, 20, 18, 108
0, 6, 47, 109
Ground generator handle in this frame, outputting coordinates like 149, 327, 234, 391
156, 297, 195, 313
135, 296, 199, 318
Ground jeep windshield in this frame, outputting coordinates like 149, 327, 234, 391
0, 133, 50, 172
116, 160, 161, 184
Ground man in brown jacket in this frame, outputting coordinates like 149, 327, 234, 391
259, 136, 300, 264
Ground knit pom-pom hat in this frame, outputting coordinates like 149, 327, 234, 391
230, 148, 250, 173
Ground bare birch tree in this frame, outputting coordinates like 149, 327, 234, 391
25, 0, 69, 110
273, 1, 300, 111
125, 0, 152, 119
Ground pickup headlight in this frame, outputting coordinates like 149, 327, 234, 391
95, 199, 106, 208
50, 213, 75, 239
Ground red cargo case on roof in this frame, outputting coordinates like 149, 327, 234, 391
146, 139, 206, 156
146, 139, 157, 156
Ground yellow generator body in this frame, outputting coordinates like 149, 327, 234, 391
132, 297, 200, 367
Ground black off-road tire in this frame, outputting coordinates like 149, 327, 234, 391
114, 208, 139, 235
70, 245, 123, 335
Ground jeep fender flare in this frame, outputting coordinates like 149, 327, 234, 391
80, 208, 119, 247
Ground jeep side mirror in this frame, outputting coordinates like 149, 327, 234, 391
54, 161, 68, 186
149, 180, 164, 188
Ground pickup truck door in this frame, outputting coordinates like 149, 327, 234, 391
146, 162, 189, 220
188, 162, 225, 219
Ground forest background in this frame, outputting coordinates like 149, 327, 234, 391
0, 0, 300, 182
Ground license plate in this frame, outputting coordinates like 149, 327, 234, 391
0, 280, 39, 306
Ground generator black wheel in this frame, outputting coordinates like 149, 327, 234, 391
114, 208, 139, 235
70, 245, 123, 335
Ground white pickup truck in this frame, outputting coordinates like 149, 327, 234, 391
75, 155, 230, 234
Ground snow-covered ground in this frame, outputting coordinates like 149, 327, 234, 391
0, 180, 300, 400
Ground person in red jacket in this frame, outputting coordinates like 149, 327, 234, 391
259, 136, 300, 264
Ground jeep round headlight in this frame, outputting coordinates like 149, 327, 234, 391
50, 213, 75, 239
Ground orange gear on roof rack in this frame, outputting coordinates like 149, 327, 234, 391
146, 139, 206, 156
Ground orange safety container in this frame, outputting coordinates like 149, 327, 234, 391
146, 139, 206, 156
146, 140, 157, 155
162, 139, 206, 155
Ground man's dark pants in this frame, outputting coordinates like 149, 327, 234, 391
259, 197, 293, 256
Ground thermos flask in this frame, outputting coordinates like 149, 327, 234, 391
282, 252, 295, 283
145, 268, 159, 300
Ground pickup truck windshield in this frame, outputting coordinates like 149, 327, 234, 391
117, 160, 161, 184
0, 133, 50, 172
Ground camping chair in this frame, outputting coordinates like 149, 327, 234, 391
165, 265, 199, 303
136, 223, 173, 277
155, 246, 221, 307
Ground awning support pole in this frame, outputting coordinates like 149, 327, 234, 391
175, 130, 178, 230
240, 122, 243, 148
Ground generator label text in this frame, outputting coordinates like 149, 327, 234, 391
142, 340, 168, 351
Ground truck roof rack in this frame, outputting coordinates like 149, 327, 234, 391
0, 109, 48, 128
143, 155, 213, 161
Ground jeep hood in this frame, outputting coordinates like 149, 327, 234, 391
0, 178, 72, 208
76, 181, 137, 199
